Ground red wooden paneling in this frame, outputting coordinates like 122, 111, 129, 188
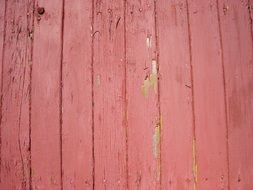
0, 0, 33, 189
125, 0, 160, 189
31, 0, 63, 189
157, 0, 194, 189
93, 0, 127, 189
0, 1, 5, 186
0, 0, 253, 190
187, 0, 229, 189
218, 0, 253, 189
251, 0, 253, 32
62, 1, 93, 189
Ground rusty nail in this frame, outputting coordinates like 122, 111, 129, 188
37, 7, 45, 15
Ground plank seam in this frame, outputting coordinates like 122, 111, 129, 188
216, 1, 231, 189
60, 0, 66, 189
248, 0, 253, 55
29, 0, 35, 189
91, 0, 95, 189
123, 0, 129, 189
0, 0, 8, 184
185, 0, 198, 189
153, 0, 162, 188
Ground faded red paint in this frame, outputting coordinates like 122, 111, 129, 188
0, 0, 253, 190
157, 0, 194, 189
62, 0, 93, 189
126, 0, 160, 189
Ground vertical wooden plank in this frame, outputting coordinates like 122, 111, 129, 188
31, 1, 63, 189
187, 0, 229, 189
251, 0, 253, 31
125, 0, 160, 189
218, 0, 253, 189
62, 0, 93, 189
0, 0, 33, 189
0, 0, 6, 62
93, 0, 127, 189
0, 0, 34, 189
156, 0, 194, 189
0, 1, 6, 184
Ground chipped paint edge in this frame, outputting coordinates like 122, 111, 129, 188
153, 116, 162, 181
141, 60, 158, 97
192, 138, 198, 190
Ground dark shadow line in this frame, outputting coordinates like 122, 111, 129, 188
28, 0, 35, 189
60, 0, 65, 189
248, 0, 253, 58
91, 0, 95, 189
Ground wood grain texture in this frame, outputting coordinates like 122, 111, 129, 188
0, 0, 33, 189
93, 0, 127, 189
218, 0, 253, 189
62, 0, 93, 189
250, 0, 253, 32
0, 1, 6, 185
187, 0, 229, 189
156, 0, 194, 189
125, 0, 160, 189
31, 0, 63, 189
0, 0, 253, 190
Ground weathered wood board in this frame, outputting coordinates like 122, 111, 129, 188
0, 0, 252, 189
